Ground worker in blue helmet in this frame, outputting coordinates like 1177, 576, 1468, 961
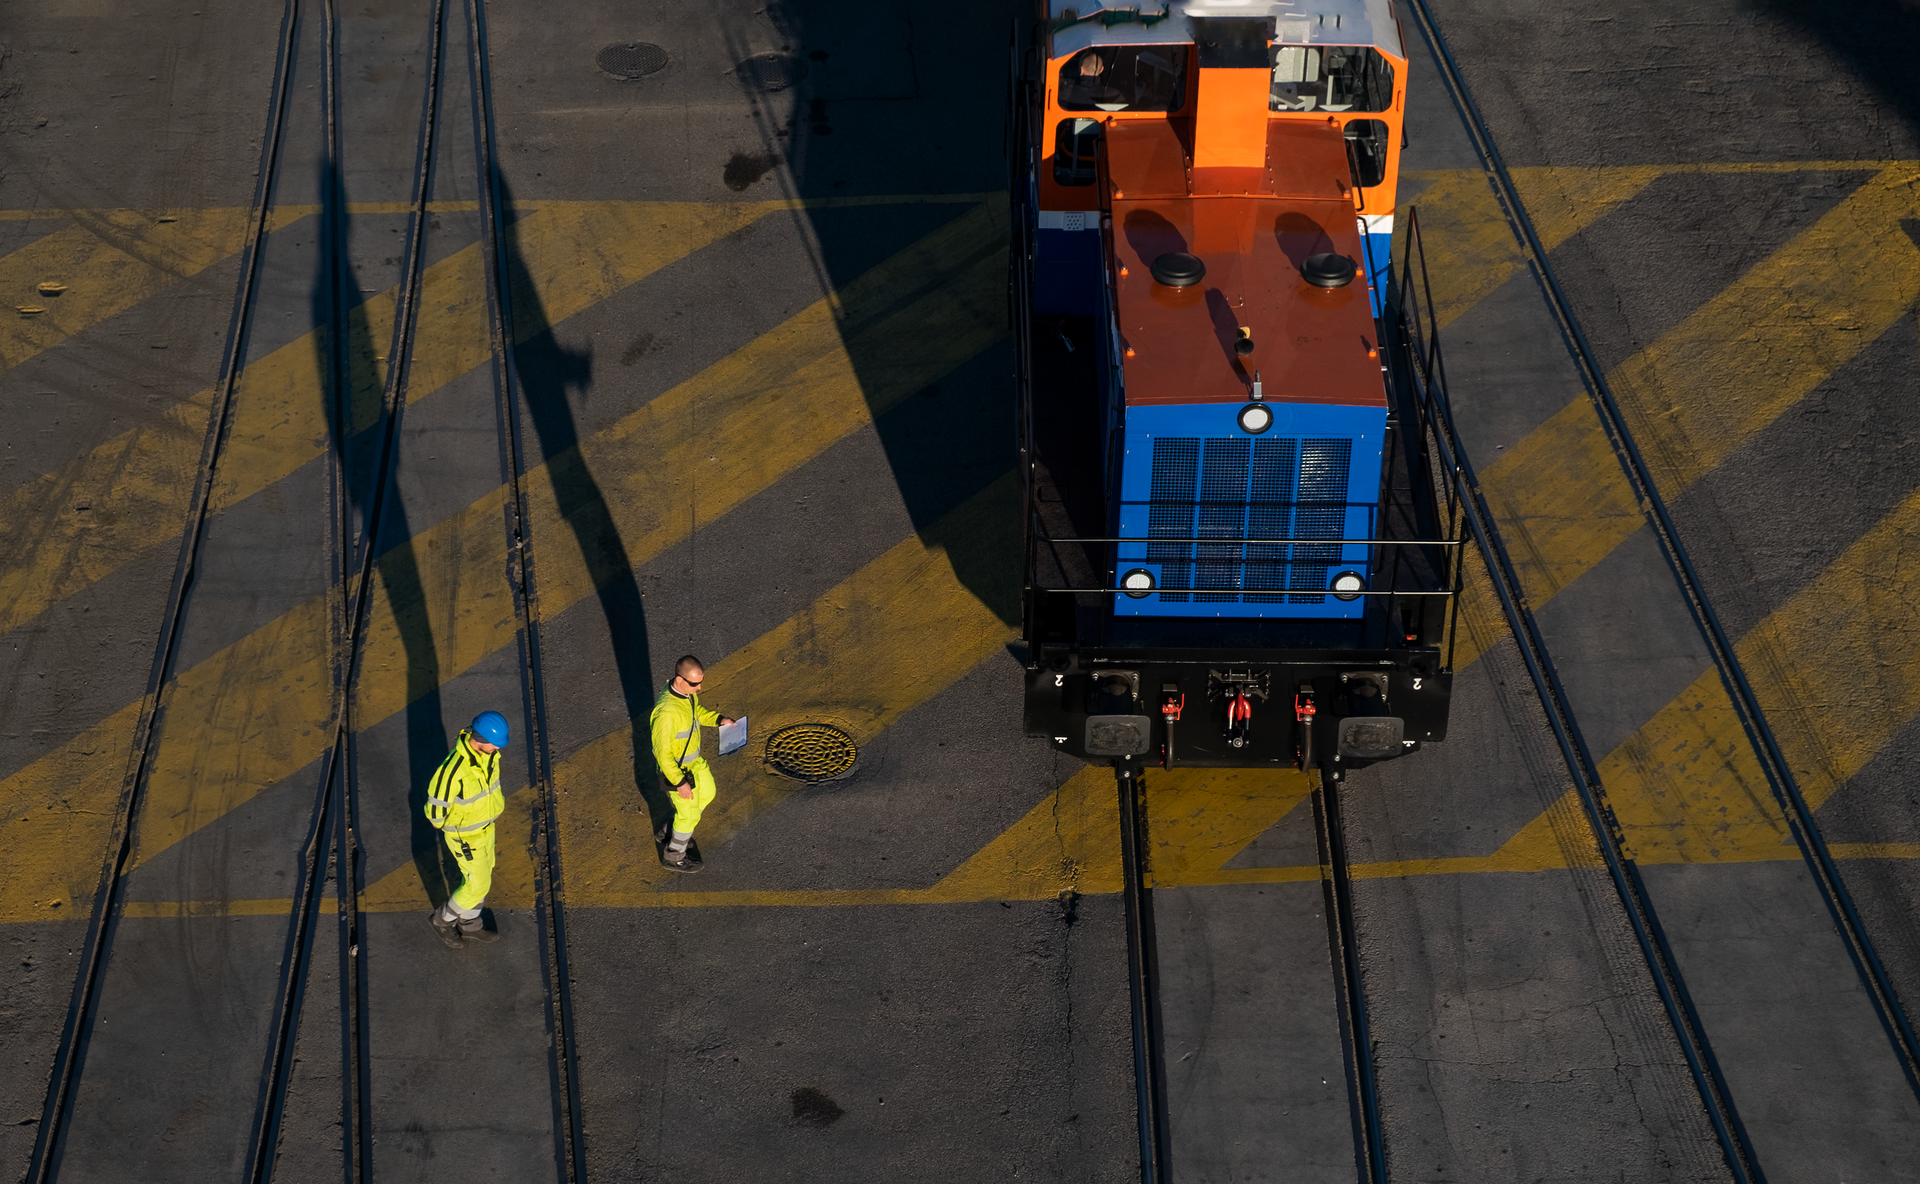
425, 710, 510, 948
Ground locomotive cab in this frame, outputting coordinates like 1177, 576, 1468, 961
1014, 0, 1461, 779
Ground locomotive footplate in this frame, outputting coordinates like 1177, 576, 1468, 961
1024, 648, 1450, 774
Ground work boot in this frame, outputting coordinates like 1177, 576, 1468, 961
658, 839, 703, 874
427, 909, 464, 950
457, 914, 500, 944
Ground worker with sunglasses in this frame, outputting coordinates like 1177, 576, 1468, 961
648, 655, 736, 872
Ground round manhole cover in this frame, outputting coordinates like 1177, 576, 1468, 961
597, 43, 669, 79
765, 723, 858, 782
735, 52, 807, 92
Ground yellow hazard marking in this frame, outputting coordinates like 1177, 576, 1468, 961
358, 472, 1022, 911
1581, 472, 1920, 864
0, 196, 999, 639
17, 165, 1920, 919
0, 202, 1008, 923
1477, 164, 1920, 609
0, 207, 306, 372
0, 202, 755, 636
1400, 167, 1660, 329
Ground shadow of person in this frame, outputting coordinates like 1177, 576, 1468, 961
311, 154, 457, 905
489, 170, 673, 833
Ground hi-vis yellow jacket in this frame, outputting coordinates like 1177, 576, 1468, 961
425, 730, 505, 834
650, 685, 720, 785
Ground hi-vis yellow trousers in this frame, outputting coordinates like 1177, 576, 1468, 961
443, 823, 496, 917
671, 757, 717, 836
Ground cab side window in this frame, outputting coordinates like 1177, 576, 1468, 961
1059, 46, 1187, 113
1344, 119, 1390, 188
1270, 45, 1395, 113
1054, 118, 1102, 186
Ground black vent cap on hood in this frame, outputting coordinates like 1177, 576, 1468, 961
1302, 253, 1358, 288
1149, 252, 1207, 287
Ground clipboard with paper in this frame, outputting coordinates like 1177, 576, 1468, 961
717, 714, 749, 757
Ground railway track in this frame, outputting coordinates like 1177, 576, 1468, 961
1388, 2, 1833, 1179
1109, 760, 1389, 1184
26, 2, 591, 1178
24, 2, 308, 1178
465, 0, 589, 1174
1405, 0, 1920, 1106
245, 0, 455, 1178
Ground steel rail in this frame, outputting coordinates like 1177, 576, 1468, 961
1111, 759, 1173, 1184
1405, 0, 1920, 1101
241, 0, 454, 1177
465, 0, 588, 1177
22, 4, 307, 1180
1310, 770, 1387, 1184
1395, 194, 1768, 1184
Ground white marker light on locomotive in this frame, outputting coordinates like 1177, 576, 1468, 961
1237, 402, 1273, 435
1331, 571, 1366, 600
1121, 568, 1156, 598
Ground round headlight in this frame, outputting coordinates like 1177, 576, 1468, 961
1120, 568, 1156, 599
1331, 570, 1366, 601
1237, 402, 1273, 435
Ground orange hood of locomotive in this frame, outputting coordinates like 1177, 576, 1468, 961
1105, 117, 1386, 409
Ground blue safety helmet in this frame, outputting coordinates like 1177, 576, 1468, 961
470, 710, 510, 748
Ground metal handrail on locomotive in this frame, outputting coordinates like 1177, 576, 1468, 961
1012, 0, 1464, 778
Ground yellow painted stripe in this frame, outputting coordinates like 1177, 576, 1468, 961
0, 200, 776, 636
0, 207, 307, 372
1400, 166, 1659, 329
360, 472, 1022, 911
119, 898, 293, 918
1613, 164, 1920, 490
1592, 475, 1920, 863
0, 198, 995, 636
1479, 164, 1920, 610
0, 202, 1009, 922
0, 193, 996, 221
138, 205, 1006, 868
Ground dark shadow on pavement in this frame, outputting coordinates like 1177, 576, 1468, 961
314, 156, 456, 906
720, 0, 1024, 628
493, 170, 672, 832
1753, 0, 1920, 142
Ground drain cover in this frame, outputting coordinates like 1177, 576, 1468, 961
765, 723, 858, 782
735, 52, 807, 92
597, 43, 669, 79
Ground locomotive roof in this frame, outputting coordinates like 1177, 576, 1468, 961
1047, 0, 1405, 60
1105, 117, 1387, 410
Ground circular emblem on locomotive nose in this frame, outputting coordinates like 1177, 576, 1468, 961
1149, 252, 1206, 287
1302, 253, 1358, 288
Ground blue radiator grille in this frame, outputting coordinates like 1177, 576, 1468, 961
1245, 437, 1299, 602
1290, 438, 1352, 604
1143, 435, 1354, 604
1145, 437, 1198, 603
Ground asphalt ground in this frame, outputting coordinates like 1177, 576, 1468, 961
5, 0, 1920, 1181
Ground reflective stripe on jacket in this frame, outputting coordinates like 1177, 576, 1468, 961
649, 684, 720, 785
425, 730, 504, 834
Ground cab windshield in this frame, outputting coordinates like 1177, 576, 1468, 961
1058, 46, 1187, 113
1268, 45, 1395, 112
